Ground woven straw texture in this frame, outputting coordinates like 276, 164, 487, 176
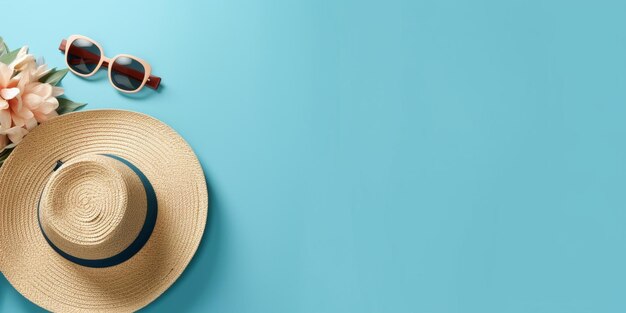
0, 110, 208, 312
40, 154, 148, 261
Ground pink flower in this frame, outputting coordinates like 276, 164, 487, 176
0, 49, 63, 152
0, 63, 21, 152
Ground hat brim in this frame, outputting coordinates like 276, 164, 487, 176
0, 110, 208, 312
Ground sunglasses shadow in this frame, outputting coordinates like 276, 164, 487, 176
119, 83, 165, 100
74, 70, 109, 82
68, 70, 164, 100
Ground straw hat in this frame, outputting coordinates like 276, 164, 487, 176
0, 110, 208, 312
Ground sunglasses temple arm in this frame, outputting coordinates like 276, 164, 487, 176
59, 39, 162, 90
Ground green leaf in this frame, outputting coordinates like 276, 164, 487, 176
0, 48, 20, 65
0, 148, 13, 168
56, 97, 86, 115
0, 37, 8, 57
40, 68, 69, 86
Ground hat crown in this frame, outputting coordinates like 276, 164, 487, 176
39, 155, 147, 261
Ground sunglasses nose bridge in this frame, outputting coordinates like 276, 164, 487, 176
60, 36, 161, 92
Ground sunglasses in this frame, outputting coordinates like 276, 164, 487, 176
58, 35, 161, 93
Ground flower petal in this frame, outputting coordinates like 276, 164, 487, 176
0, 134, 7, 152
51, 86, 64, 97
30, 83, 52, 98
11, 114, 24, 127
12, 103, 34, 120
0, 63, 12, 88
2, 126, 28, 144
16, 46, 28, 58
34, 110, 57, 122
0, 109, 11, 129
24, 117, 37, 130
0, 87, 20, 101
23, 93, 42, 109
9, 46, 35, 72
33, 65, 52, 80
10, 91, 23, 112
40, 98, 59, 114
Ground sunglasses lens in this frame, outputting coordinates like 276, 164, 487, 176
67, 39, 101, 75
110, 57, 146, 92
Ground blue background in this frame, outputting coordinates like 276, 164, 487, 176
2, 0, 626, 312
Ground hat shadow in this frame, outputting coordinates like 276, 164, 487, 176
0, 159, 214, 312
140, 160, 223, 312
0, 274, 4, 308
0, 274, 4, 304
0, 273, 47, 312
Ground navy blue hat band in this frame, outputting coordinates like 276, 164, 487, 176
37, 154, 158, 268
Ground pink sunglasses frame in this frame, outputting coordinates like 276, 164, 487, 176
59, 35, 161, 93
